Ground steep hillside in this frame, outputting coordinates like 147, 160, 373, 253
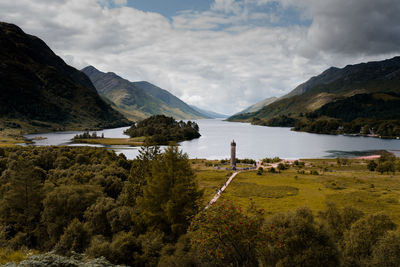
82, 66, 207, 121
229, 56, 400, 123
0, 22, 130, 134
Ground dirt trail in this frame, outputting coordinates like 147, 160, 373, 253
206, 171, 239, 209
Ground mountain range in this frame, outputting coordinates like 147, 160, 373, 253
229, 56, 400, 122
0, 22, 130, 133
82, 66, 209, 121
228, 56, 400, 137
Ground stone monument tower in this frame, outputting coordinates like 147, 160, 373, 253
230, 140, 236, 168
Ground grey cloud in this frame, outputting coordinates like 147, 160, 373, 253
298, 0, 400, 56
0, 0, 398, 114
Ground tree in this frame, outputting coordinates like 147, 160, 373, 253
140, 146, 203, 240
55, 218, 90, 255
189, 200, 266, 266
371, 230, 400, 266
342, 213, 396, 266
0, 157, 45, 247
122, 143, 161, 207
367, 160, 377, 171
376, 161, 395, 174
264, 207, 340, 267
319, 202, 364, 243
41, 185, 102, 247
84, 197, 117, 237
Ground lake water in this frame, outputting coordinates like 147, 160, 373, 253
25, 119, 400, 160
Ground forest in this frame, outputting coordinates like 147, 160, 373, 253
124, 115, 201, 144
1, 146, 400, 266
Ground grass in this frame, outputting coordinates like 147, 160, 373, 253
195, 158, 400, 224
0, 128, 27, 147
0, 248, 37, 264
73, 137, 146, 146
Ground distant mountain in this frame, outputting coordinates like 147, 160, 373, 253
189, 105, 228, 118
0, 22, 130, 133
82, 66, 207, 121
229, 56, 400, 122
234, 97, 277, 115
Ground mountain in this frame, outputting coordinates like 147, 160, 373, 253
0, 22, 130, 133
234, 97, 277, 115
82, 66, 207, 121
228, 56, 400, 123
189, 105, 228, 118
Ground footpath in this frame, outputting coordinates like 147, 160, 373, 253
206, 171, 240, 209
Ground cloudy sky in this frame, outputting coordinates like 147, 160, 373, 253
1, 0, 399, 114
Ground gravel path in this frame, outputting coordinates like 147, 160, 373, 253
206, 171, 239, 209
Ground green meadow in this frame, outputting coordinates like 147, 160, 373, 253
195, 158, 400, 224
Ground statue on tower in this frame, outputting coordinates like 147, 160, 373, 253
230, 140, 236, 169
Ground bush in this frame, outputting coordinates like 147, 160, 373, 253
189, 200, 266, 266
55, 218, 90, 255
342, 213, 396, 266
264, 207, 340, 266
367, 160, 377, 171
257, 167, 263, 175
371, 230, 400, 266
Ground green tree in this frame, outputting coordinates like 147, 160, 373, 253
371, 230, 400, 266
319, 202, 364, 243
84, 197, 117, 237
55, 218, 90, 255
189, 200, 266, 266
342, 213, 396, 266
264, 207, 340, 267
0, 157, 45, 247
140, 146, 203, 240
41, 185, 102, 247
367, 160, 377, 171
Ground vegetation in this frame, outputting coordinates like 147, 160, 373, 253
228, 56, 400, 139
0, 145, 202, 265
73, 131, 104, 140
1, 146, 400, 266
124, 115, 201, 144
0, 22, 130, 135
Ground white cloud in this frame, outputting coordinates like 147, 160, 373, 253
0, 0, 399, 115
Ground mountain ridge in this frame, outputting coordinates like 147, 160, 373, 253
82, 66, 208, 121
227, 56, 400, 138
0, 22, 130, 134
228, 56, 400, 122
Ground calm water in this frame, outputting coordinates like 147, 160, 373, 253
25, 119, 400, 160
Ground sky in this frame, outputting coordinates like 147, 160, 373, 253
1, 0, 399, 115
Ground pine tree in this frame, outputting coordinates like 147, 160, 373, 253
140, 146, 202, 240
0, 156, 45, 246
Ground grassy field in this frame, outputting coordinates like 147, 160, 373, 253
73, 137, 146, 146
0, 128, 27, 147
194, 158, 400, 224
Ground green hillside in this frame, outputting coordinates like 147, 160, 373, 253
228, 56, 400, 137
0, 22, 130, 135
234, 96, 277, 115
82, 66, 208, 121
